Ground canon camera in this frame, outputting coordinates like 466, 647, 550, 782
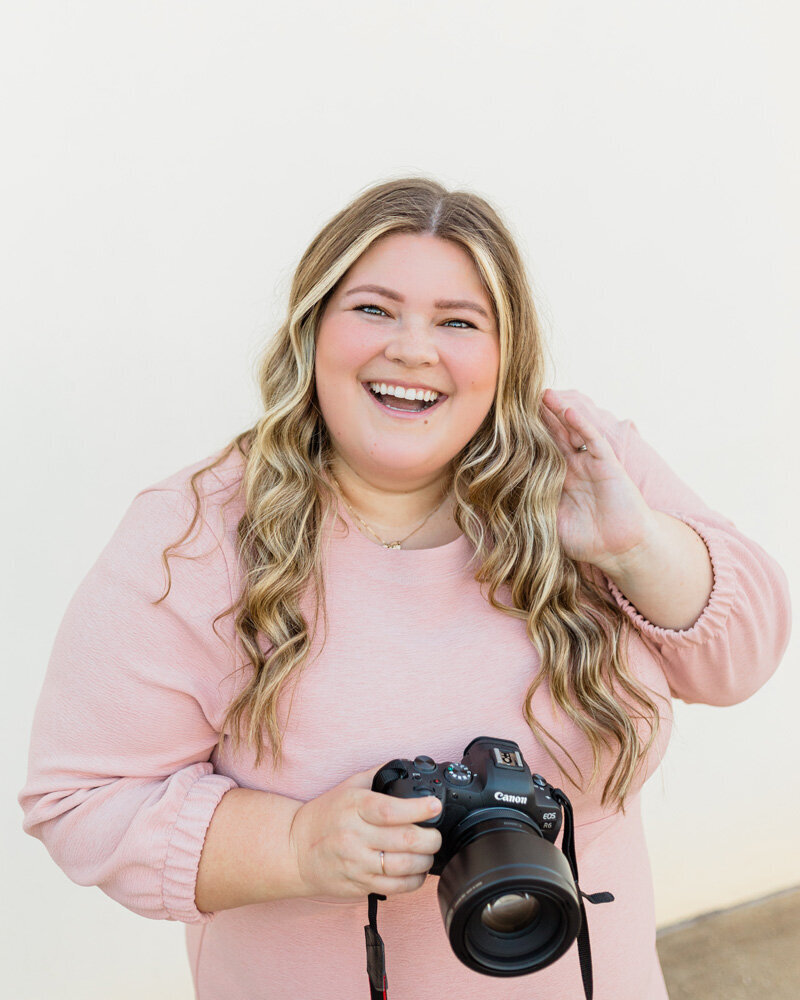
363, 736, 614, 999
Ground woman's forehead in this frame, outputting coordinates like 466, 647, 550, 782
342, 233, 490, 302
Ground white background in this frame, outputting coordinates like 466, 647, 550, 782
2, 2, 797, 997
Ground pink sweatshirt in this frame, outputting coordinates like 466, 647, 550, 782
19, 390, 791, 1000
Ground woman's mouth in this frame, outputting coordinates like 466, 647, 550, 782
361, 381, 448, 419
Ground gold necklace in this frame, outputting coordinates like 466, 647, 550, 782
328, 470, 452, 550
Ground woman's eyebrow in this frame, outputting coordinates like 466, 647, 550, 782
344, 283, 489, 320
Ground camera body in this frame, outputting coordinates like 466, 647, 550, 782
368, 736, 611, 985
372, 735, 564, 878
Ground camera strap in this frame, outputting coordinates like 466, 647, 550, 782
364, 891, 389, 1000
363, 792, 614, 1000
552, 788, 615, 1000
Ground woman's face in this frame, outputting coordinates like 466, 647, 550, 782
314, 232, 500, 491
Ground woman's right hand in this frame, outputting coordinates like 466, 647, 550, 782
287, 765, 444, 900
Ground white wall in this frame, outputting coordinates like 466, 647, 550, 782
3, 2, 797, 996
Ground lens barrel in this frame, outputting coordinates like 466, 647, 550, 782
437, 820, 581, 976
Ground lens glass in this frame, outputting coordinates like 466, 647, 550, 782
438, 818, 582, 975
480, 892, 541, 935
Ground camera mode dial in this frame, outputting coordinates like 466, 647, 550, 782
444, 762, 473, 785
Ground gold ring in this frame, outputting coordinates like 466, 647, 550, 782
380, 851, 386, 876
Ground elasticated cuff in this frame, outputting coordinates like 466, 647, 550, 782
162, 768, 239, 923
601, 511, 739, 648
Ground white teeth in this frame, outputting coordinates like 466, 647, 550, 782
367, 382, 439, 402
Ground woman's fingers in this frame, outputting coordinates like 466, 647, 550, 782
374, 871, 429, 893
368, 820, 442, 857
359, 787, 443, 828
542, 392, 587, 452
373, 849, 435, 879
543, 390, 605, 456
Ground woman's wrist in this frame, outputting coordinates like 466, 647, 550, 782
195, 788, 305, 913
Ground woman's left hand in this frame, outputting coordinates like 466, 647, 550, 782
540, 389, 659, 573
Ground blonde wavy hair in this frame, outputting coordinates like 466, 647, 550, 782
155, 175, 665, 811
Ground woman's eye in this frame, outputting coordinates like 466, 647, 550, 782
354, 304, 474, 328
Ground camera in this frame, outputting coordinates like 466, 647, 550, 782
370, 736, 590, 978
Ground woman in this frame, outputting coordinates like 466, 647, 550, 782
19, 177, 791, 999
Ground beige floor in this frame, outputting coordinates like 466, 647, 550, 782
656, 886, 800, 999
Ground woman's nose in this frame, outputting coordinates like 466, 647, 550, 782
383, 323, 440, 367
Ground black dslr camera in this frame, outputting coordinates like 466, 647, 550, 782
363, 737, 613, 999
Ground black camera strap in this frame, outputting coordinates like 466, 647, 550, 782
364, 891, 389, 1000
551, 788, 615, 1000
363, 790, 614, 1000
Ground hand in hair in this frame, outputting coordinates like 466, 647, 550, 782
540, 389, 660, 575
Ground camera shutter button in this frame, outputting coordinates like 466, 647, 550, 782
413, 755, 437, 772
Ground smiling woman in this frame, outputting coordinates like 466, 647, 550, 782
313, 230, 501, 531
19, 175, 790, 1000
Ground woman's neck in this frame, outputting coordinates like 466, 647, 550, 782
326, 460, 458, 546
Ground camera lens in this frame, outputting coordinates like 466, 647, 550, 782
437, 819, 581, 976
480, 892, 541, 934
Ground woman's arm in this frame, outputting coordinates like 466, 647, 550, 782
598, 509, 714, 631
19, 488, 245, 922
195, 788, 305, 912
563, 390, 792, 706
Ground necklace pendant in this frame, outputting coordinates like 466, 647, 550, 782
385, 541, 402, 550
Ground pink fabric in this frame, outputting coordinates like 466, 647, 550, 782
19, 389, 791, 999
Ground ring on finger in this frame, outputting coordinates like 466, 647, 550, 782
379, 850, 386, 876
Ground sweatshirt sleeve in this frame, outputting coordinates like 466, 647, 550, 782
18, 487, 240, 924
565, 390, 792, 707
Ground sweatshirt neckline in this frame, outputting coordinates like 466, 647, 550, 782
326, 489, 477, 579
